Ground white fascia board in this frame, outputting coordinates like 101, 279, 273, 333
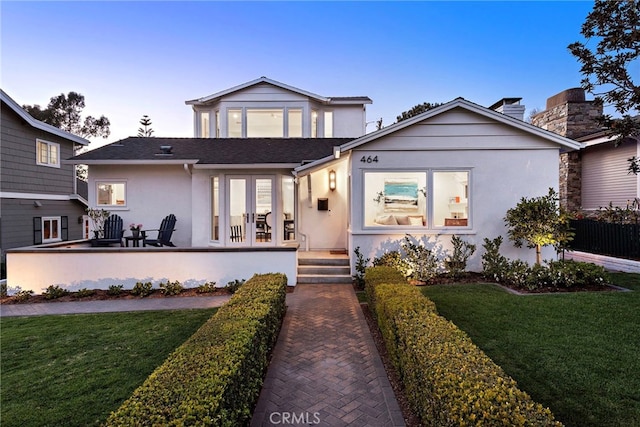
70, 194, 89, 207
581, 134, 616, 147
1, 89, 90, 146
193, 163, 299, 170
327, 97, 373, 105
339, 98, 583, 153
62, 159, 200, 165
293, 154, 336, 176
185, 77, 329, 105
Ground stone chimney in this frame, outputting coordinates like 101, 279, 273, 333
489, 97, 525, 121
530, 88, 603, 212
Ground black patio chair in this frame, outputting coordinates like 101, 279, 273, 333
143, 214, 177, 247
92, 214, 124, 247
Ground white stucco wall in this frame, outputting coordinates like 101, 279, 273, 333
89, 165, 193, 247
297, 158, 350, 251
6, 247, 298, 293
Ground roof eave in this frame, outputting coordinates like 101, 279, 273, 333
63, 159, 200, 165
1, 89, 91, 146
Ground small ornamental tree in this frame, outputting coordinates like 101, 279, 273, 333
504, 188, 574, 265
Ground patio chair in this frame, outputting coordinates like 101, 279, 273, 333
230, 224, 243, 242
143, 214, 177, 247
92, 214, 124, 246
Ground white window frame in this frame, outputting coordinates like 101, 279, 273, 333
42, 216, 62, 243
36, 139, 60, 168
96, 181, 127, 208
362, 168, 472, 231
324, 111, 333, 137
201, 112, 210, 138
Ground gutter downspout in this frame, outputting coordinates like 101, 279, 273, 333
183, 164, 192, 176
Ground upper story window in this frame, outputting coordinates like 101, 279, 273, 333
311, 110, 318, 138
36, 139, 60, 168
247, 109, 283, 137
97, 182, 127, 207
201, 112, 210, 138
288, 109, 302, 137
215, 110, 220, 137
324, 111, 333, 137
228, 109, 242, 137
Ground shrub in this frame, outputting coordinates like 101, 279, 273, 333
352, 246, 370, 290
43, 285, 69, 300
401, 235, 439, 282
196, 281, 218, 293
0, 282, 7, 298
159, 280, 184, 296
526, 259, 610, 290
445, 235, 476, 278
14, 289, 34, 302
131, 281, 154, 297
365, 270, 563, 426
107, 284, 124, 296
105, 273, 287, 426
372, 250, 411, 277
481, 236, 510, 282
225, 279, 245, 294
75, 288, 96, 298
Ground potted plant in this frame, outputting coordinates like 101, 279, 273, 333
129, 223, 143, 238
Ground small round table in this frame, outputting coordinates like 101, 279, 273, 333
124, 235, 146, 247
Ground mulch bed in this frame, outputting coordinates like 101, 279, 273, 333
0, 287, 231, 305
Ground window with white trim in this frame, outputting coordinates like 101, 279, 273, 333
36, 139, 60, 168
363, 169, 470, 228
324, 111, 333, 137
201, 112, 210, 138
97, 182, 127, 206
211, 176, 219, 241
42, 217, 61, 243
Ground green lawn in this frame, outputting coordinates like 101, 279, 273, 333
421, 273, 640, 427
1, 308, 217, 427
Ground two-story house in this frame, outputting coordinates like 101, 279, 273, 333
1, 89, 90, 262
56, 76, 581, 291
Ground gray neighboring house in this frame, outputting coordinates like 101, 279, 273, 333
1, 89, 90, 261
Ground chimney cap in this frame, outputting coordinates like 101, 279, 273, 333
546, 88, 586, 109
488, 97, 522, 111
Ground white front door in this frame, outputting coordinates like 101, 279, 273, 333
227, 175, 274, 246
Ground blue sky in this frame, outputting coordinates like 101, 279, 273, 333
2, 1, 596, 149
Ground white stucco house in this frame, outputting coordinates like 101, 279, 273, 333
7, 77, 583, 291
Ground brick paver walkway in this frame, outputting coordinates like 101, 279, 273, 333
251, 284, 405, 427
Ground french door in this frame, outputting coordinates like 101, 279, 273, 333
227, 175, 274, 246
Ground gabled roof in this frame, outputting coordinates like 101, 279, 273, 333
185, 76, 372, 106
0, 89, 90, 146
295, 97, 584, 175
67, 137, 355, 167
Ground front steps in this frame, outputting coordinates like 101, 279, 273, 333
297, 251, 352, 284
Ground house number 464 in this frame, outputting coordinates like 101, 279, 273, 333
360, 155, 379, 163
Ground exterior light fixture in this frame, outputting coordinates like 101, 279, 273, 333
328, 169, 336, 191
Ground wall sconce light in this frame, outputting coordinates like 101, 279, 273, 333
328, 169, 336, 191
33, 201, 42, 207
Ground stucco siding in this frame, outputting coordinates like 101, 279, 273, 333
349, 141, 561, 271
88, 165, 192, 247
1, 103, 78, 195
581, 140, 638, 209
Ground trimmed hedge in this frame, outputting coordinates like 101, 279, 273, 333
365, 267, 563, 426
104, 273, 287, 427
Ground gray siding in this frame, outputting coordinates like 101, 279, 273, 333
1, 103, 77, 194
581, 140, 638, 209
1, 198, 86, 255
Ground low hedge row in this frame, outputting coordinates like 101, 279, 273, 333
365, 267, 562, 426
104, 273, 287, 427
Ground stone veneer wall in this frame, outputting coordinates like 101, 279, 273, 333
531, 88, 602, 211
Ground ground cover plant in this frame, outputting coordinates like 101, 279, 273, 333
421, 272, 640, 427
0, 308, 217, 427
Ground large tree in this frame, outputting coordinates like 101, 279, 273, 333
568, 0, 640, 173
23, 91, 111, 139
396, 102, 443, 122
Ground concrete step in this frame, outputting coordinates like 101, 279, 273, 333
298, 257, 349, 267
297, 265, 351, 275
296, 274, 353, 284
